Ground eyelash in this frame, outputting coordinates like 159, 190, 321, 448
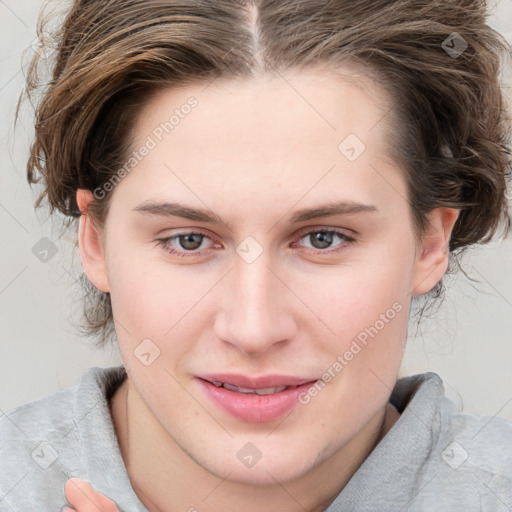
155, 228, 356, 259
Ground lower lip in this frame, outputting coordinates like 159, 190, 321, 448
196, 379, 318, 423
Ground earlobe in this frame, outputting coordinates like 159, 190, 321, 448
411, 207, 459, 297
77, 189, 110, 293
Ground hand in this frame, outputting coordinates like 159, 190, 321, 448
63, 478, 120, 512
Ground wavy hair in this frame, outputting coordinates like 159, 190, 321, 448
21, 0, 511, 347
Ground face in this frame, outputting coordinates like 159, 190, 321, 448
79, 66, 453, 485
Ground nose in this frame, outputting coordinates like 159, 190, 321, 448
213, 252, 298, 356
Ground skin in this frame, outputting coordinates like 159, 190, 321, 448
64, 479, 118, 511
69, 66, 458, 511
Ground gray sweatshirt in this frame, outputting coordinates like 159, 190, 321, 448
0, 366, 511, 511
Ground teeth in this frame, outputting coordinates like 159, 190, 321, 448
217, 382, 288, 395
222, 383, 240, 392
237, 386, 257, 394
212, 381, 223, 387
223, 383, 253, 393
255, 386, 287, 395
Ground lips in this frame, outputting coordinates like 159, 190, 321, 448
199, 373, 315, 389
211, 381, 289, 395
196, 374, 318, 423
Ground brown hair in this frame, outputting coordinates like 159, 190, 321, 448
22, 0, 511, 347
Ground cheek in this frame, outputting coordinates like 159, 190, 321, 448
325, 259, 411, 407
298, 240, 414, 343
106, 246, 219, 357
298, 236, 413, 407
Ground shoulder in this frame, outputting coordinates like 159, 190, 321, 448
332, 372, 512, 512
430, 392, 512, 506
0, 366, 124, 447
0, 366, 126, 510
406, 373, 512, 511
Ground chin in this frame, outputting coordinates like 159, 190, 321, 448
196, 445, 317, 486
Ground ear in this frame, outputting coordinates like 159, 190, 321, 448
411, 207, 459, 297
76, 189, 110, 293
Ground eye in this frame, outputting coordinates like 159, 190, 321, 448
155, 228, 355, 259
293, 229, 355, 254
156, 231, 216, 258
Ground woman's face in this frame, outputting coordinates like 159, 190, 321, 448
80, 67, 454, 484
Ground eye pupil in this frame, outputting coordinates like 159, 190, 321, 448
310, 232, 333, 249
179, 233, 203, 250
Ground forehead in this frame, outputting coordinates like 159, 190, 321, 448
135, 66, 394, 159
112, 66, 406, 219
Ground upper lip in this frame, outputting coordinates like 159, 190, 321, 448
197, 374, 317, 389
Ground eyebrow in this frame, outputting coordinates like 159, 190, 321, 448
132, 200, 378, 227
290, 201, 378, 223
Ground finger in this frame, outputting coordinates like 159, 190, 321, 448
64, 478, 119, 512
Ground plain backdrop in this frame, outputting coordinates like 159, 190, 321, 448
1, 0, 511, 421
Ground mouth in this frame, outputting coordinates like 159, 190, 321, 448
196, 374, 318, 423
209, 381, 290, 395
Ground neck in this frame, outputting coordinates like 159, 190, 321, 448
110, 379, 399, 512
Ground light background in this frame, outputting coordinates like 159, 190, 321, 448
1, 0, 511, 420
